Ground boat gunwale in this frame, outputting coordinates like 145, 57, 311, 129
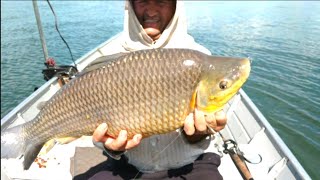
239, 89, 311, 179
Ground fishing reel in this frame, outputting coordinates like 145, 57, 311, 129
42, 57, 78, 85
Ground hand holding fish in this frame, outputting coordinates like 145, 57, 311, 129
93, 123, 142, 151
184, 109, 227, 136
93, 109, 227, 152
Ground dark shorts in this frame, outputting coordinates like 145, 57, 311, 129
81, 152, 222, 180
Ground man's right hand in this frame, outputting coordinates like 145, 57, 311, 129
93, 123, 142, 151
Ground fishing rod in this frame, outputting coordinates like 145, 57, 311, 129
46, 0, 77, 69
32, 0, 78, 83
207, 124, 254, 180
32, 0, 49, 63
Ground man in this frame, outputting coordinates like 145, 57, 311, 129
91, 0, 226, 179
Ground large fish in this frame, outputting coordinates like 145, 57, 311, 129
1, 48, 250, 170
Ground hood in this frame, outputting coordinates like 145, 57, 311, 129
122, 0, 189, 51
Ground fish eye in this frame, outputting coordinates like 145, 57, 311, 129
219, 80, 229, 90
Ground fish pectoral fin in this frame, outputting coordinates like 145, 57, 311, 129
55, 136, 81, 144
37, 136, 80, 156
37, 139, 57, 156
189, 89, 198, 112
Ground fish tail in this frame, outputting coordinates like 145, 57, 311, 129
23, 142, 45, 170
1, 125, 25, 159
1, 124, 45, 170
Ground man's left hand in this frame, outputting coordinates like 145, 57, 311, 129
184, 109, 227, 136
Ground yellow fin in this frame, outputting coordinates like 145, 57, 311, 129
38, 139, 56, 156
37, 136, 80, 157
189, 90, 197, 112
55, 136, 80, 144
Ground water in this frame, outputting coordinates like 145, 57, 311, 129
1, 1, 319, 179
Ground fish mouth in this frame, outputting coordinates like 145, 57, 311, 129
241, 58, 251, 78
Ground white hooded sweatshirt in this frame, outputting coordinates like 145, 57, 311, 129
99, 0, 219, 172
100, 0, 210, 54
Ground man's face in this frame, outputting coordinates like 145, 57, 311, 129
132, 0, 176, 41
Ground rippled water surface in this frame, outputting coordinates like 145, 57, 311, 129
1, 1, 319, 179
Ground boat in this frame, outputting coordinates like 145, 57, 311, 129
0, 33, 312, 179
1, 2, 311, 180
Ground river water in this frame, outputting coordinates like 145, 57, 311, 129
1, 1, 319, 179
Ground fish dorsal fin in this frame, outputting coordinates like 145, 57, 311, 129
36, 101, 48, 110
80, 52, 128, 75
